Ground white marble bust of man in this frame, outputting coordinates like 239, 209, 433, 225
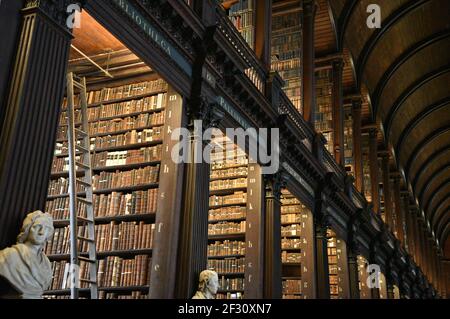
192, 270, 219, 299
0, 211, 54, 299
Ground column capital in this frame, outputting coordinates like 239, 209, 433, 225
331, 57, 344, 70
264, 171, 289, 198
367, 127, 378, 138
24, 0, 86, 32
351, 97, 363, 110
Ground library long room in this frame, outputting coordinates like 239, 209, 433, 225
0, 0, 449, 302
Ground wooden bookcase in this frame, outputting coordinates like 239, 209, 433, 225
280, 188, 314, 299
44, 78, 171, 299
357, 255, 372, 299
343, 106, 354, 176
207, 135, 263, 299
361, 133, 372, 202
327, 229, 350, 299
208, 136, 248, 299
315, 69, 334, 154
271, 2, 302, 112
221, 0, 256, 50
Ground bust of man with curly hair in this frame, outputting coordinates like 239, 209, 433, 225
0, 211, 54, 299
192, 270, 219, 299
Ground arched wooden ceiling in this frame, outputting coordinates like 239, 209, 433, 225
328, 0, 450, 250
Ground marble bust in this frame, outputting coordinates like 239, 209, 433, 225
192, 270, 219, 299
0, 211, 54, 299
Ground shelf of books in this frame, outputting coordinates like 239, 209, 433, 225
208, 135, 248, 300
221, 0, 256, 50
44, 78, 170, 299
271, 6, 302, 112
327, 230, 350, 299
361, 134, 372, 202
357, 255, 372, 299
315, 69, 334, 154
343, 106, 354, 176
280, 189, 315, 299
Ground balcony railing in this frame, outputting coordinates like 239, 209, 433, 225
215, 3, 266, 94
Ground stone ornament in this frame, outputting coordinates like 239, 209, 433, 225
0, 211, 54, 299
192, 270, 219, 299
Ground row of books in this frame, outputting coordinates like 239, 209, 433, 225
46, 198, 86, 221
209, 178, 247, 191
244, 67, 264, 92
281, 205, 304, 214
46, 189, 158, 220
48, 177, 85, 196
208, 258, 245, 274
208, 240, 246, 257
228, 11, 254, 30
271, 58, 301, 72
91, 145, 162, 167
209, 206, 246, 221
209, 192, 247, 207
208, 221, 246, 235
51, 155, 84, 174
327, 233, 339, 297
282, 280, 302, 294
210, 158, 248, 171
88, 128, 163, 151
62, 79, 167, 106
272, 11, 300, 32
45, 222, 155, 255
99, 292, 149, 299
281, 213, 302, 224
282, 252, 301, 264
210, 166, 248, 180
216, 292, 243, 299
92, 165, 160, 190
98, 255, 151, 287
94, 190, 158, 218
281, 224, 302, 237
60, 93, 166, 125
218, 277, 245, 291
281, 238, 302, 250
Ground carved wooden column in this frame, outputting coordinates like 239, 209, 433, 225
331, 59, 344, 166
392, 173, 405, 245
381, 153, 393, 228
255, 0, 272, 70
174, 100, 224, 298
367, 128, 381, 215
347, 209, 363, 299
0, 0, 25, 129
150, 87, 185, 299
301, 0, 316, 123
313, 176, 331, 299
351, 98, 364, 193
0, 0, 75, 248
263, 173, 285, 299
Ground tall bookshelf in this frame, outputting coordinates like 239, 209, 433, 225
357, 255, 371, 299
271, 4, 302, 112
221, 0, 256, 50
343, 106, 354, 175
361, 133, 372, 202
327, 230, 350, 299
315, 69, 334, 154
280, 189, 314, 299
45, 78, 169, 299
378, 163, 386, 223
208, 135, 249, 299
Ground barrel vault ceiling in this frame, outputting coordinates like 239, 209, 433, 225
325, 0, 450, 253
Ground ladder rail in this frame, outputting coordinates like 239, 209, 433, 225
66, 72, 98, 299
66, 72, 80, 300
78, 75, 98, 299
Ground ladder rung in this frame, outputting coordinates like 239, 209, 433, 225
79, 279, 97, 285
76, 179, 91, 187
74, 128, 88, 137
77, 236, 95, 243
73, 81, 84, 90
76, 145, 90, 153
77, 197, 93, 205
78, 256, 96, 263
77, 216, 93, 223
76, 161, 90, 170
